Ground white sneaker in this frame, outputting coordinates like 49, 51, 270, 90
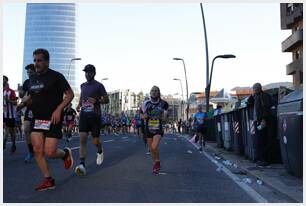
75, 164, 86, 176
96, 152, 104, 165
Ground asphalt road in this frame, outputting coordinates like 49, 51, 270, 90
3, 132, 256, 203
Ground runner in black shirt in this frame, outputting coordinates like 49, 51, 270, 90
18, 64, 35, 162
17, 48, 74, 191
141, 86, 168, 174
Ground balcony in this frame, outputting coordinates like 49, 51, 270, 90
286, 58, 303, 75
282, 29, 303, 52
281, 3, 303, 29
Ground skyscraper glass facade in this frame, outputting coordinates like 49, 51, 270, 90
22, 3, 79, 92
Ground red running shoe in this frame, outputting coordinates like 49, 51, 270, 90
35, 178, 55, 191
64, 147, 73, 169
153, 161, 161, 174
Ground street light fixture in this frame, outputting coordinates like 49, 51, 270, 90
101, 78, 109, 81
205, 54, 236, 113
173, 58, 189, 120
67, 57, 82, 81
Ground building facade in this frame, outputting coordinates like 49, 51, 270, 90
280, 3, 303, 89
102, 89, 145, 117
22, 3, 79, 92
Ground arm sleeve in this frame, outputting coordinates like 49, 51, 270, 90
99, 83, 107, 97
261, 93, 272, 118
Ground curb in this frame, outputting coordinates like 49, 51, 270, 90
204, 143, 301, 203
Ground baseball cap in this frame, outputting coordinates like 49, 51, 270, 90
83, 64, 96, 73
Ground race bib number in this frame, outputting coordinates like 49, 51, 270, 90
82, 101, 94, 113
28, 110, 33, 119
197, 119, 204, 124
34, 120, 51, 130
148, 119, 160, 131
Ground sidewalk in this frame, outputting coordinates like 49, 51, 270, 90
202, 141, 303, 203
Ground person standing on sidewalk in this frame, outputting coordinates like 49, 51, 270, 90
17, 48, 74, 191
142, 86, 169, 174
74, 64, 109, 176
249, 83, 274, 167
3, 75, 18, 154
18, 64, 36, 162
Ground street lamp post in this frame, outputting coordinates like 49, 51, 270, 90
173, 58, 189, 120
205, 54, 236, 113
67, 57, 81, 82
173, 92, 179, 123
173, 78, 184, 121
200, 3, 210, 113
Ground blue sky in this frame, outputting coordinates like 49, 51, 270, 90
3, 3, 291, 96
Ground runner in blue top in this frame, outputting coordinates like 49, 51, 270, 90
120, 112, 128, 134
193, 104, 208, 151
134, 110, 142, 136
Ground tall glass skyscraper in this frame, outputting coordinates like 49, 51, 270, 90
22, 3, 79, 92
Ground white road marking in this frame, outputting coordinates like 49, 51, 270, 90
121, 136, 129, 139
71, 146, 80, 151
6, 140, 26, 144
104, 139, 115, 143
182, 135, 268, 203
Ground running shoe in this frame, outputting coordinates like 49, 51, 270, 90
75, 164, 87, 176
63, 147, 73, 169
96, 152, 104, 165
24, 153, 34, 163
35, 178, 55, 191
153, 161, 161, 174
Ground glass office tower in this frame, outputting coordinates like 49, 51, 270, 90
22, 3, 79, 92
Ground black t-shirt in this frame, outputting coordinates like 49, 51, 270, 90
63, 108, 77, 121
142, 99, 169, 130
80, 80, 107, 116
22, 79, 30, 94
29, 68, 71, 120
22, 79, 33, 119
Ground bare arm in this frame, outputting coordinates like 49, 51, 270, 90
57, 89, 74, 111
51, 89, 74, 124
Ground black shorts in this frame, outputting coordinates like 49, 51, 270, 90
30, 120, 63, 139
4, 118, 15, 128
145, 129, 164, 138
79, 113, 101, 137
196, 124, 206, 135
145, 124, 164, 138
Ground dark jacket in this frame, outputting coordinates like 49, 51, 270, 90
248, 91, 273, 122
